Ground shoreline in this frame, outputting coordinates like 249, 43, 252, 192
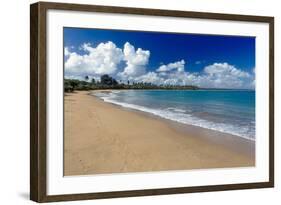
64, 91, 255, 176
92, 89, 255, 142
92, 90, 255, 158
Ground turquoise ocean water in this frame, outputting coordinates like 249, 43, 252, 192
94, 90, 255, 140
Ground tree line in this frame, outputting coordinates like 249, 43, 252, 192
64, 74, 199, 92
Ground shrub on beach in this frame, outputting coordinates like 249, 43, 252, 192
64, 74, 199, 92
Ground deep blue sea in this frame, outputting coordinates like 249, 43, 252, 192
94, 90, 255, 140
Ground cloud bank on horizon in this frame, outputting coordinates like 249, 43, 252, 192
64, 41, 255, 89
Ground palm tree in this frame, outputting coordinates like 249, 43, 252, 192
91, 78, 96, 85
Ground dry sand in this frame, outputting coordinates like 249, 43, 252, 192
64, 91, 255, 176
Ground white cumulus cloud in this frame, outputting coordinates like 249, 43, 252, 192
135, 72, 164, 85
64, 41, 123, 77
65, 41, 150, 80
131, 62, 254, 89
156, 60, 185, 72
118, 42, 150, 78
204, 62, 250, 78
64, 41, 254, 89
199, 62, 253, 88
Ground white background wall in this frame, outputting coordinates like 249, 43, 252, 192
0, 0, 279, 204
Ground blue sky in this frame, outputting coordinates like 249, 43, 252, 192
64, 27, 255, 89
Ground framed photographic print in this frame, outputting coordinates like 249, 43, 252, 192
30, 1, 274, 202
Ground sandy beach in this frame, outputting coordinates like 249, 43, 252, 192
64, 91, 255, 176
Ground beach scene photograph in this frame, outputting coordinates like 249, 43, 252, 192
63, 27, 256, 176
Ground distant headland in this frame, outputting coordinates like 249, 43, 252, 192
64, 74, 199, 92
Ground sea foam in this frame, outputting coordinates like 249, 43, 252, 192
93, 91, 255, 141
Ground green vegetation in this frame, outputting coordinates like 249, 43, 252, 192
64, 74, 199, 92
